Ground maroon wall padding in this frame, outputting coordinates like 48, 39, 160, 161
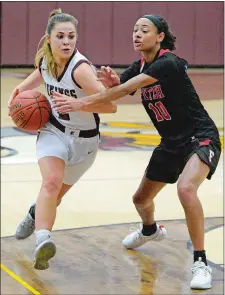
84, 2, 113, 64
195, 2, 224, 65
165, 2, 196, 64
1, 1, 224, 66
112, 2, 141, 64
2, 2, 29, 64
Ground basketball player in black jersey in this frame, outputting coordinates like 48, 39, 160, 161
52, 15, 221, 290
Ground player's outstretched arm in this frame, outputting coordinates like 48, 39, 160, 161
52, 73, 157, 114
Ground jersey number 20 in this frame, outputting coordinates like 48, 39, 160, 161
148, 101, 171, 122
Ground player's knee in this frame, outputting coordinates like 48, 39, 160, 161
133, 193, 149, 207
41, 177, 63, 197
177, 182, 196, 205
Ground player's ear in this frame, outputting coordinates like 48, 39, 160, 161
158, 32, 165, 43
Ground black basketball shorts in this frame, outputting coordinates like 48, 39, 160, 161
145, 137, 221, 184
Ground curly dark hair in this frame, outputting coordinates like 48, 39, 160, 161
157, 16, 176, 51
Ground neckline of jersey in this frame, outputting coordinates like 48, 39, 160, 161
141, 49, 171, 65
140, 49, 171, 72
57, 49, 77, 82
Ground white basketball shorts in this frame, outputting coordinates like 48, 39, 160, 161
36, 123, 99, 185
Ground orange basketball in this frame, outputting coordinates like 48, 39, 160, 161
9, 90, 51, 131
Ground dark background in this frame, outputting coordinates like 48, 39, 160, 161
1, 1, 224, 67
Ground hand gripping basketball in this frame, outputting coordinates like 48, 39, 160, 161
9, 90, 51, 131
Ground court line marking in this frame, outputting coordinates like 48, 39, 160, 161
1, 263, 41, 295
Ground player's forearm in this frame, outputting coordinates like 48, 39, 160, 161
82, 102, 117, 113
83, 82, 133, 107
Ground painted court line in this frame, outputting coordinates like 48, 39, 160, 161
1, 263, 41, 295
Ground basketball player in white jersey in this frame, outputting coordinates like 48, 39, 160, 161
8, 9, 117, 270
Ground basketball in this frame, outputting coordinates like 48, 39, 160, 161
9, 90, 51, 131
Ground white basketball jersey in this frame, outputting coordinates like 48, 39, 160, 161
40, 49, 99, 130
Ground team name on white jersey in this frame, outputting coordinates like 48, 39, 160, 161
40, 49, 99, 130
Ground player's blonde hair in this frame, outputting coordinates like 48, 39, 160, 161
35, 8, 78, 78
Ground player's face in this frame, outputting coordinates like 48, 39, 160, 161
133, 18, 164, 52
48, 22, 77, 60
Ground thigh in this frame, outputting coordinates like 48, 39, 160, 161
64, 149, 98, 185
38, 156, 65, 182
36, 130, 69, 164
185, 138, 221, 180
178, 153, 209, 189
146, 146, 182, 184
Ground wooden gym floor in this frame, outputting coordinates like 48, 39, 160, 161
1, 68, 224, 294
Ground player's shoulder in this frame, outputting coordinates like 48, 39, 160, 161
73, 49, 89, 63
157, 50, 187, 65
71, 49, 94, 71
154, 50, 188, 72
157, 51, 179, 63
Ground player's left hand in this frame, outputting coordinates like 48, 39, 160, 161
52, 91, 86, 113
97, 66, 120, 88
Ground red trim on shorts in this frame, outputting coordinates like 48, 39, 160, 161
199, 139, 211, 146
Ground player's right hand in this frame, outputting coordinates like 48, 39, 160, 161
97, 66, 120, 88
8, 88, 19, 115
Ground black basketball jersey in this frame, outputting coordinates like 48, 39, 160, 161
120, 49, 219, 148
